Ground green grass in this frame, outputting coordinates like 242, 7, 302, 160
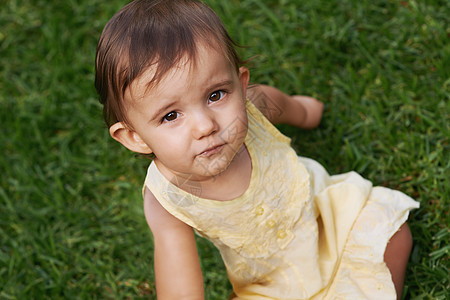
0, 0, 448, 299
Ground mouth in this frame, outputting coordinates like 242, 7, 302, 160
198, 144, 225, 157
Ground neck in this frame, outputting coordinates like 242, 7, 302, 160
158, 144, 252, 201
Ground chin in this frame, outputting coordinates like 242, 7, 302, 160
198, 158, 232, 178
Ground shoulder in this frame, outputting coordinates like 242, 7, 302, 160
245, 98, 292, 145
143, 187, 192, 236
247, 85, 283, 123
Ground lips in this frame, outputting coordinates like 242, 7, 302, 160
198, 144, 225, 157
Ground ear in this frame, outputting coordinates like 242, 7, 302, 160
239, 66, 250, 99
109, 122, 153, 154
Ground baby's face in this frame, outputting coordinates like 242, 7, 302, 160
124, 43, 250, 182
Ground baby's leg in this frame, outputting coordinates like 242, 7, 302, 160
384, 222, 413, 299
247, 85, 323, 128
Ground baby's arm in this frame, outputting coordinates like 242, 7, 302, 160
247, 85, 324, 129
143, 188, 204, 299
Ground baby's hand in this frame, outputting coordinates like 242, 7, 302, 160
291, 95, 324, 129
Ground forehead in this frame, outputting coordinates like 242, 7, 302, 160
126, 43, 237, 102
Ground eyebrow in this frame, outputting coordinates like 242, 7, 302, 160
148, 79, 235, 123
148, 101, 177, 123
208, 79, 234, 90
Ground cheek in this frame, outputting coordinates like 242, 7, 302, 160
221, 105, 248, 144
145, 130, 188, 156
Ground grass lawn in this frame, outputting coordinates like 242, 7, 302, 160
0, 0, 448, 299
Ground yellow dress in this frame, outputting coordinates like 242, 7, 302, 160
143, 100, 419, 299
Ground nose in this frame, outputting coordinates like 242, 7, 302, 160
191, 108, 219, 140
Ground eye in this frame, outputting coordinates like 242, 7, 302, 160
162, 111, 178, 122
209, 90, 225, 103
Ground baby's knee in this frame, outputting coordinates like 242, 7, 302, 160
386, 223, 413, 261
393, 223, 413, 253
384, 223, 413, 298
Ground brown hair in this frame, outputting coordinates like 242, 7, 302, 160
95, 0, 243, 127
